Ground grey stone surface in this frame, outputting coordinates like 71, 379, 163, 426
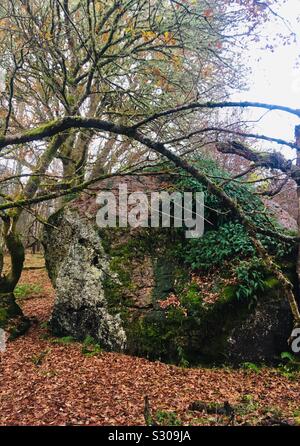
43, 208, 126, 351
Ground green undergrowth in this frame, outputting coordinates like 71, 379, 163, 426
15, 283, 43, 300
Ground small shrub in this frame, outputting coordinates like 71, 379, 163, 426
177, 345, 190, 368
278, 351, 300, 378
176, 156, 292, 271
237, 394, 260, 415
15, 283, 42, 300
183, 222, 255, 270
235, 258, 266, 303
241, 362, 261, 373
39, 321, 49, 330
81, 336, 102, 356
50, 336, 75, 344
155, 410, 182, 426
293, 408, 300, 417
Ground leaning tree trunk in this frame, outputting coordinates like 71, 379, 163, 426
0, 215, 30, 339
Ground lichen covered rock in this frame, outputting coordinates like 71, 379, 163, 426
43, 208, 126, 351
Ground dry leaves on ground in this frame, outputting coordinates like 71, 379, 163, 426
0, 262, 299, 426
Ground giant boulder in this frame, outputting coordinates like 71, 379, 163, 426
43, 174, 296, 365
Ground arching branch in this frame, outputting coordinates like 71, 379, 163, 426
133, 101, 300, 128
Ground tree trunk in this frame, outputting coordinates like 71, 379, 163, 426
0, 216, 30, 338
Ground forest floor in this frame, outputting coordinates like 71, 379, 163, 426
0, 254, 300, 426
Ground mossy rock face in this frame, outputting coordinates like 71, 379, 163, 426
43, 175, 295, 365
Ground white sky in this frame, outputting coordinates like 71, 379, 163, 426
231, 0, 300, 158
